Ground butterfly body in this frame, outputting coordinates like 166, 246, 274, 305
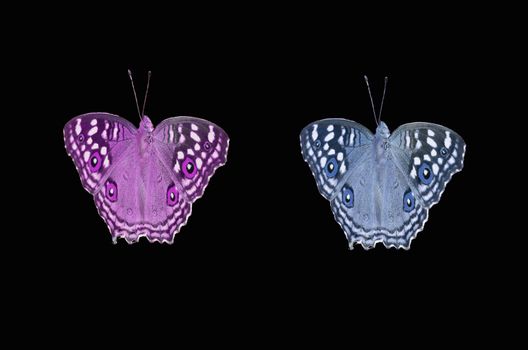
64, 113, 229, 244
300, 118, 465, 250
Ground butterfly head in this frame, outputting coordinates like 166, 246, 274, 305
375, 121, 390, 138
140, 115, 154, 132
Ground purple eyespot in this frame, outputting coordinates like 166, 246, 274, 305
89, 151, 102, 172
167, 184, 179, 206
105, 180, 118, 202
182, 157, 197, 179
78, 134, 85, 143
204, 141, 212, 151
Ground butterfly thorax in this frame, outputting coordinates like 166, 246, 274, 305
140, 115, 155, 132
374, 122, 393, 164
138, 116, 155, 157
375, 121, 390, 138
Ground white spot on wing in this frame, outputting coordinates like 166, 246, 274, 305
208, 126, 215, 143
174, 161, 180, 172
427, 137, 437, 148
324, 132, 335, 142
428, 130, 435, 137
177, 151, 184, 160
101, 130, 107, 140
323, 143, 329, 151
349, 129, 355, 145
311, 125, 318, 141
83, 151, 90, 162
194, 143, 201, 151
88, 126, 98, 136
320, 156, 327, 168
190, 131, 201, 142
196, 158, 203, 169
187, 149, 195, 156
101, 146, 107, 155
169, 128, 174, 142
75, 124, 81, 135
406, 134, 410, 147
339, 162, 346, 174
424, 155, 431, 161
432, 164, 439, 175
91, 143, 99, 150
414, 157, 421, 165
103, 156, 110, 168
327, 125, 334, 132
410, 167, 417, 178
91, 119, 97, 126
415, 140, 422, 149
431, 149, 437, 157
445, 131, 452, 148
191, 124, 198, 131
87, 138, 93, 145
337, 152, 343, 161
179, 135, 186, 143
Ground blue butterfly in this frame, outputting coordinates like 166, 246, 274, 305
300, 77, 466, 249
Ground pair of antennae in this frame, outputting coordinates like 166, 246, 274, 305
364, 75, 388, 126
128, 70, 151, 121
129, 71, 386, 125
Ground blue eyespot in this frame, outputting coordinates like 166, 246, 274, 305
324, 158, 338, 177
314, 140, 321, 148
403, 189, 415, 212
440, 147, 449, 157
342, 186, 354, 208
418, 162, 433, 185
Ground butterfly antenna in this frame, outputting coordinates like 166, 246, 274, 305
364, 75, 378, 126
128, 69, 142, 121
378, 76, 388, 124
141, 71, 152, 118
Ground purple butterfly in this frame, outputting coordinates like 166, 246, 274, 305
63, 71, 229, 244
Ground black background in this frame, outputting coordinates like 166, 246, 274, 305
13, 5, 515, 340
